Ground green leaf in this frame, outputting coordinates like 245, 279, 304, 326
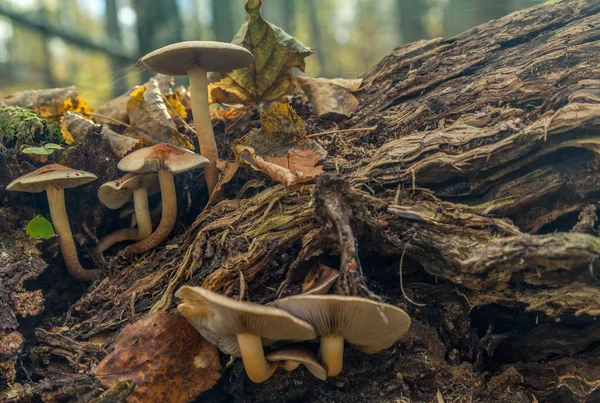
208, 0, 313, 104
26, 215, 55, 239
43, 143, 63, 150
22, 143, 63, 155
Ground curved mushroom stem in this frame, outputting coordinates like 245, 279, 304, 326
95, 187, 153, 253
188, 66, 218, 194
320, 335, 344, 377
237, 333, 276, 383
46, 186, 101, 281
282, 361, 300, 371
124, 169, 177, 255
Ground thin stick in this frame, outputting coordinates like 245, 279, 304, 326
306, 125, 377, 138
399, 235, 426, 307
91, 112, 131, 127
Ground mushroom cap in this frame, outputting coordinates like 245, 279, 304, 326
6, 164, 97, 193
117, 143, 209, 175
266, 346, 327, 381
137, 41, 254, 76
302, 265, 340, 295
274, 295, 411, 354
176, 286, 316, 342
98, 173, 159, 209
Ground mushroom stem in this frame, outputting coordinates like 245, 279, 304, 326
124, 169, 177, 255
320, 335, 344, 376
95, 187, 153, 253
282, 361, 300, 372
237, 333, 276, 383
46, 186, 100, 281
188, 66, 218, 194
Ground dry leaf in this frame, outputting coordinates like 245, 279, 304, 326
94, 312, 221, 403
4, 86, 93, 123
235, 103, 325, 185
208, 0, 313, 104
125, 80, 193, 149
93, 88, 138, 128
62, 112, 138, 157
297, 76, 363, 121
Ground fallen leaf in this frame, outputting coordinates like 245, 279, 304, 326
235, 103, 325, 185
22, 143, 63, 163
297, 76, 363, 121
62, 112, 138, 157
208, 0, 313, 104
93, 88, 138, 128
4, 86, 93, 122
125, 80, 193, 149
94, 312, 221, 403
26, 215, 54, 240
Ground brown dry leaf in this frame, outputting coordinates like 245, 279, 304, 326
125, 80, 193, 149
4, 86, 93, 124
94, 312, 221, 403
297, 76, 363, 121
214, 159, 240, 194
207, 0, 313, 104
235, 103, 325, 186
62, 112, 138, 157
93, 88, 138, 128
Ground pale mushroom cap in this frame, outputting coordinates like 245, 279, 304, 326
302, 265, 340, 295
266, 346, 327, 381
117, 143, 209, 175
176, 286, 316, 341
98, 173, 159, 209
274, 295, 411, 354
137, 41, 254, 76
6, 164, 97, 193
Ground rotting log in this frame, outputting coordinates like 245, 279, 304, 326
3, 0, 600, 402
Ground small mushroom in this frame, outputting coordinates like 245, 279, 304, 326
6, 164, 101, 281
117, 143, 209, 255
96, 173, 159, 253
176, 286, 316, 383
302, 265, 340, 295
274, 295, 411, 377
266, 346, 327, 381
137, 41, 253, 194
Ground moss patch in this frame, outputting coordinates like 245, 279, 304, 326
0, 106, 64, 152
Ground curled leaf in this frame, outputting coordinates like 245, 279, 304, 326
297, 76, 363, 121
94, 312, 221, 403
26, 215, 55, 240
208, 0, 313, 104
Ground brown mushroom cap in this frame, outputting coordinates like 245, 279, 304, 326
6, 164, 97, 193
274, 295, 411, 353
302, 265, 340, 295
117, 143, 209, 174
266, 346, 327, 381
137, 41, 253, 76
176, 286, 316, 341
98, 173, 159, 210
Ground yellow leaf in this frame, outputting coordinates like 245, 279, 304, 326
208, 0, 313, 104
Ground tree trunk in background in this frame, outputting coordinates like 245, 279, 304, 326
396, 0, 428, 44
39, 6, 56, 88
282, 0, 295, 35
211, 0, 235, 42
306, 0, 325, 76
133, 0, 182, 80
106, 0, 128, 96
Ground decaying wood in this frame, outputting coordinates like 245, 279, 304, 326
2, 1, 600, 402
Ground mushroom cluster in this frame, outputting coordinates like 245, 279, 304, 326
176, 274, 411, 383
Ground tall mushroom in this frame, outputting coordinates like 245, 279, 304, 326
274, 295, 411, 377
137, 41, 253, 194
176, 286, 316, 383
117, 143, 209, 255
6, 164, 101, 281
96, 173, 159, 253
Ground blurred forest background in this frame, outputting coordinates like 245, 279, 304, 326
0, 0, 551, 106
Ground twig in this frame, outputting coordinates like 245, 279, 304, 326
91, 112, 131, 127
399, 235, 426, 307
306, 125, 377, 138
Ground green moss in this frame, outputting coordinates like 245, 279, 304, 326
0, 106, 64, 152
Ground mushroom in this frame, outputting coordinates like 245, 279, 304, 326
119, 201, 162, 228
274, 295, 411, 377
117, 143, 209, 255
266, 346, 327, 381
96, 173, 159, 253
6, 164, 101, 281
176, 285, 316, 383
137, 41, 253, 194
302, 265, 340, 295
